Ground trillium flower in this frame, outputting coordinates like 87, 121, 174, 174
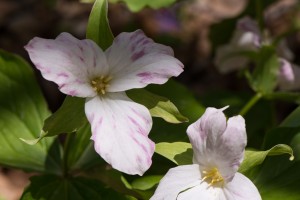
25, 30, 184, 175
151, 107, 261, 200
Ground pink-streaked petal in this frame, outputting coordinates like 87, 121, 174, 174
277, 59, 300, 91
213, 116, 246, 182
223, 173, 261, 200
187, 107, 227, 166
105, 30, 183, 92
150, 164, 202, 200
85, 92, 154, 175
25, 32, 109, 97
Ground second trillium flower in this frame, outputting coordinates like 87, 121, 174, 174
25, 30, 184, 175
151, 107, 261, 199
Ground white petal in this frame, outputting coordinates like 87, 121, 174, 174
187, 107, 246, 182
105, 30, 183, 92
85, 92, 154, 175
150, 165, 202, 200
25, 32, 109, 97
187, 107, 227, 166
214, 116, 247, 182
177, 183, 222, 200
223, 173, 261, 200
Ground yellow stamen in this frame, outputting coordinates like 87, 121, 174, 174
202, 167, 224, 187
91, 76, 112, 95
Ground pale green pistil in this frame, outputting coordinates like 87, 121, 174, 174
91, 76, 112, 95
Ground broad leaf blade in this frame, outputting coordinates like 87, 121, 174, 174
86, 0, 114, 49
131, 175, 162, 191
239, 144, 294, 174
0, 50, 61, 173
155, 142, 192, 165
22, 96, 87, 144
127, 89, 188, 123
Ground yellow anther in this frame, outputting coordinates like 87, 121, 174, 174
91, 76, 112, 95
202, 167, 224, 187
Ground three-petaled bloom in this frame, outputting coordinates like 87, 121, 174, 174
25, 30, 184, 175
151, 107, 261, 200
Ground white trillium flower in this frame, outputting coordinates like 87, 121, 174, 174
25, 30, 184, 175
151, 107, 261, 200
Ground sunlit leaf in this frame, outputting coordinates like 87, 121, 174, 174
131, 175, 162, 191
127, 89, 188, 123
0, 50, 61, 173
155, 142, 192, 165
239, 144, 294, 174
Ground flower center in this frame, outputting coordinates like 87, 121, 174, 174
202, 167, 224, 187
91, 76, 112, 95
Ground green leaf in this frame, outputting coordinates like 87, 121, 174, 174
86, 0, 114, 49
127, 89, 188, 123
147, 79, 205, 122
21, 175, 131, 200
251, 45, 280, 94
0, 49, 61, 173
131, 175, 162, 191
66, 123, 105, 172
239, 144, 294, 174
155, 142, 192, 165
22, 96, 86, 144
109, 0, 177, 12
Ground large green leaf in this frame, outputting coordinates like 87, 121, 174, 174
109, 0, 177, 12
239, 144, 294, 174
127, 89, 188, 123
0, 50, 61, 173
86, 0, 114, 49
22, 96, 86, 144
155, 142, 192, 165
131, 175, 162, 191
249, 125, 300, 199
21, 175, 133, 200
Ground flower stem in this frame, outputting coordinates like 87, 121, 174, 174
239, 93, 262, 116
256, 0, 264, 31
